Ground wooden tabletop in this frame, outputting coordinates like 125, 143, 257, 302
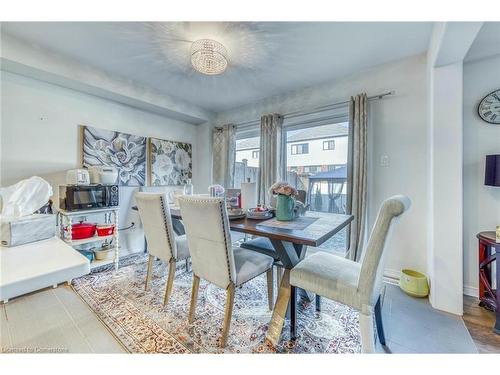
170, 206, 353, 247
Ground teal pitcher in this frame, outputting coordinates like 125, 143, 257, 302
276, 194, 295, 221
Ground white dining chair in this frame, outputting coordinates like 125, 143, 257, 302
178, 195, 274, 347
266, 195, 411, 353
135, 192, 190, 306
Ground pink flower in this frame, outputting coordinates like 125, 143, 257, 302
269, 181, 298, 197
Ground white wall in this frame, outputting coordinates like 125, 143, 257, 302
428, 62, 464, 315
214, 54, 429, 278
424, 22, 483, 315
463, 55, 500, 297
1, 71, 200, 254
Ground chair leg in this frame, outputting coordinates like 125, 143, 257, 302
266, 268, 274, 311
265, 269, 291, 347
290, 285, 297, 340
374, 296, 386, 346
145, 255, 154, 291
163, 260, 176, 306
188, 274, 200, 324
220, 283, 235, 348
315, 294, 321, 312
359, 311, 376, 353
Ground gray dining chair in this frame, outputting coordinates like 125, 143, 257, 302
178, 195, 274, 347
135, 192, 190, 306
266, 195, 411, 353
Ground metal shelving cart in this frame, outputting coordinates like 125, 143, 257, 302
58, 207, 119, 271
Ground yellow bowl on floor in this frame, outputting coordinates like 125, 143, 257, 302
399, 269, 429, 298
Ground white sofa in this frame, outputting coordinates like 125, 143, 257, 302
0, 237, 90, 303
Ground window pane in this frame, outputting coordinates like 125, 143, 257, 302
235, 135, 260, 188
286, 122, 349, 255
323, 139, 336, 150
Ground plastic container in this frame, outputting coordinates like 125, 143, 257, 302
399, 269, 429, 298
96, 224, 115, 236
70, 222, 96, 240
94, 247, 114, 260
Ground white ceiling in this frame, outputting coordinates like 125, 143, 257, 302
465, 22, 500, 62
1, 22, 433, 112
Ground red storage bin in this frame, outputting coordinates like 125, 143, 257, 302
96, 224, 115, 236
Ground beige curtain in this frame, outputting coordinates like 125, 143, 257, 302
212, 124, 236, 188
346, 93, 368, 261
258, 114, 284, 205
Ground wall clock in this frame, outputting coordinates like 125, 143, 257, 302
478, 89, 500, 124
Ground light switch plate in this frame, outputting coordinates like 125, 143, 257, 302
380, 155, 389, 167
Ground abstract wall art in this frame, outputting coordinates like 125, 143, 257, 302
82, 126, 147, 186
149, 137, 192, 186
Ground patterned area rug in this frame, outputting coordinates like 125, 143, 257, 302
72, 254, 361, 353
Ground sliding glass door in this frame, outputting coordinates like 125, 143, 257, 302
285, 121, 349, 254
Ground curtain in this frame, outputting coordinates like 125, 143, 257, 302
258, 113, 284, 205
346, 93, 368, 261
212, 124, 236, 188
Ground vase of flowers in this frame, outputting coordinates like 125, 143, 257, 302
269, 182, 298, 221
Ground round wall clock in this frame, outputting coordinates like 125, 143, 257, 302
478, 89, 500, 124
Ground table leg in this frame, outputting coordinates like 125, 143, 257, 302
270, 239, 299, 269
478, 241, 487, 300
496, 252, 500, 335
270, 239, 314, 340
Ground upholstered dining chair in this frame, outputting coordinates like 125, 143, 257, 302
178, 195, 274, 348
266, 195, 411, 353
135, 192, 190, 306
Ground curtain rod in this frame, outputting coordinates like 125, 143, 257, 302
235, 90, 395, 129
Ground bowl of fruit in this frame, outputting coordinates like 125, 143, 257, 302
246, 206, 273, 220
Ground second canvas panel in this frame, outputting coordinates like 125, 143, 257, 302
149, 137, 193, 186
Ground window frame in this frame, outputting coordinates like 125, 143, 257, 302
251, 150, 259, 159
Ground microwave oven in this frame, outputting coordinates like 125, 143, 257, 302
59, 184, 119, 211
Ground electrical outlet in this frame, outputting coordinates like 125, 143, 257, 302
380, 155, 390, 167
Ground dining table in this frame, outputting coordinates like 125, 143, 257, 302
166, 204, 354, 340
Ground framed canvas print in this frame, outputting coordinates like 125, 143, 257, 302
82, 126, 147, 186
149, 137, 192, 186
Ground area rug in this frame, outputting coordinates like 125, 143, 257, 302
72, 254, 361, 353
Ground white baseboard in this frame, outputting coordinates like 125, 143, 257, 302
383, 268, 401, 285
463, 285, 479, 298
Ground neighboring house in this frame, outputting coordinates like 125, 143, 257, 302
235, 122, 348, 171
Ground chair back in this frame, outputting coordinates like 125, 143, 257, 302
358, 195, 411, 308
178, 196, 236, 289
297, 190, 307, 205
135, 192, 178, 261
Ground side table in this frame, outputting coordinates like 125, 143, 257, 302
477, 231, 499, 334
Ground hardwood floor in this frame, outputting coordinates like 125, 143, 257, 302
463, 295, 500, 353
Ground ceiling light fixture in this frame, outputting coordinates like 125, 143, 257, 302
191, 39, 228, 75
